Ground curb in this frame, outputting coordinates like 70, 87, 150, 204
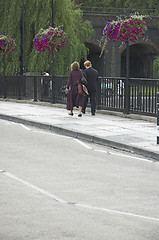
0, 113, 158, 162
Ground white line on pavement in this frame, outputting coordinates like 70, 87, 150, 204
73, 139, 155, 164
2, 171, 67, 204
7, 120, 157, 163
19, 124, 31, 131
7, 121, 31, 131
74, 139, 93, 150
94, 149, 154, 163
1, 170, 159, 223
76, 203, 159, 222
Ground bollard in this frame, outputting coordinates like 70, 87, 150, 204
157, 92, 159, 144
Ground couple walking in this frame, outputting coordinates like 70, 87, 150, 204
65, 60, 98, 117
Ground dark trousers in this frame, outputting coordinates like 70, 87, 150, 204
82, 90, 96, 114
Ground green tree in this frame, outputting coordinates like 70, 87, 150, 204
0, 0, 93, 75
153, 57, 159, 78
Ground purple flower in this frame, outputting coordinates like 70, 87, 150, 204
0, 35, 16, 53
33, 27, 66, 52
101, 15, 147, 44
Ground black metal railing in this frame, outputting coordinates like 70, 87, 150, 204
0, 75, 159, 116
99, 77, 125, 112
0, 76, 26, 99
157, 92, 159, 144
99, 77, 159, 116
129, 78, 159, 116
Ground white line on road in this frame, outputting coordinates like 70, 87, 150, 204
1, 170, 67, 203
94, 149, 154, 163
9, 121, 31, 131
19, 124, 31, 131
76, 203, 159, 222
1, 170, 159, 223
73, 139, 156, 164
7, 120, 158, 163
74, 139, 93, 150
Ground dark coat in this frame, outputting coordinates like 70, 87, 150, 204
66, 69, 83, 110
84, 67, 98, 92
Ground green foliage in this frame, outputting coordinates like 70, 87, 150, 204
153, 57, 159, 78
0, 0, 94, 76
0, 0, 22, 75
1, 0, 159, 76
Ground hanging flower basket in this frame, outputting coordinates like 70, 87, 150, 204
33, 26, 66, 52
100, 13, 148, 56
0, 35, 16, 54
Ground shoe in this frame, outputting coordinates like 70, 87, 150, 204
78, 113, 82, 117
82, 111, 85, 114
69, 112, 73, 116
92, 113, 95, 116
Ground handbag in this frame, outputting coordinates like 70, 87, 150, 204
78, 84, 89, 96
80, 70, 87, 86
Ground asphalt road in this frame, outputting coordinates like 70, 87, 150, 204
0, 119, 159, 240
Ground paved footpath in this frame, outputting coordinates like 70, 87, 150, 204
0, 100, 158, 160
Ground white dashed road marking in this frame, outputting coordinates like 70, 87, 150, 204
74, 139, 93, 150
1, 170, 159, 223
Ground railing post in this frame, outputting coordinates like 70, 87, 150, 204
157, 92, 159, 144
3, 52, 7, 99
3, 76, 6, 99
51, 47, 55, 103
124, 41, 130, 114
34, 77, 37, 101
97, 77, 101, 110
17, 77, 21, 100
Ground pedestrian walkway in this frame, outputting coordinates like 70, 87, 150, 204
0, 100, 158, 160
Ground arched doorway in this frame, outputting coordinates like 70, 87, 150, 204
81, 41, 104, 76
121, 42, 158, 78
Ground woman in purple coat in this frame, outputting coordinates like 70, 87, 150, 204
65, 61, 83, 117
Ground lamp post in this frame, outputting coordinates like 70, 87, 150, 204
52, 0, 54, 27
22, 0, 25, 75
51, 0, 55, 103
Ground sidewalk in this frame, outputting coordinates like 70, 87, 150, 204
0, 100, 158, 161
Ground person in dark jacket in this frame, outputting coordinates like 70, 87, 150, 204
65, 61, 83, 117
82, 60, 98, 115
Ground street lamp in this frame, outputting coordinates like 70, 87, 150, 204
121, 11, 130, 114
52, 0, 54, 27
22, 0, 25, 75
51, 0, 55, 103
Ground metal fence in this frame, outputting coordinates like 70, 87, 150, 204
99, 77, 159, 116
0, 75, 159, 116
